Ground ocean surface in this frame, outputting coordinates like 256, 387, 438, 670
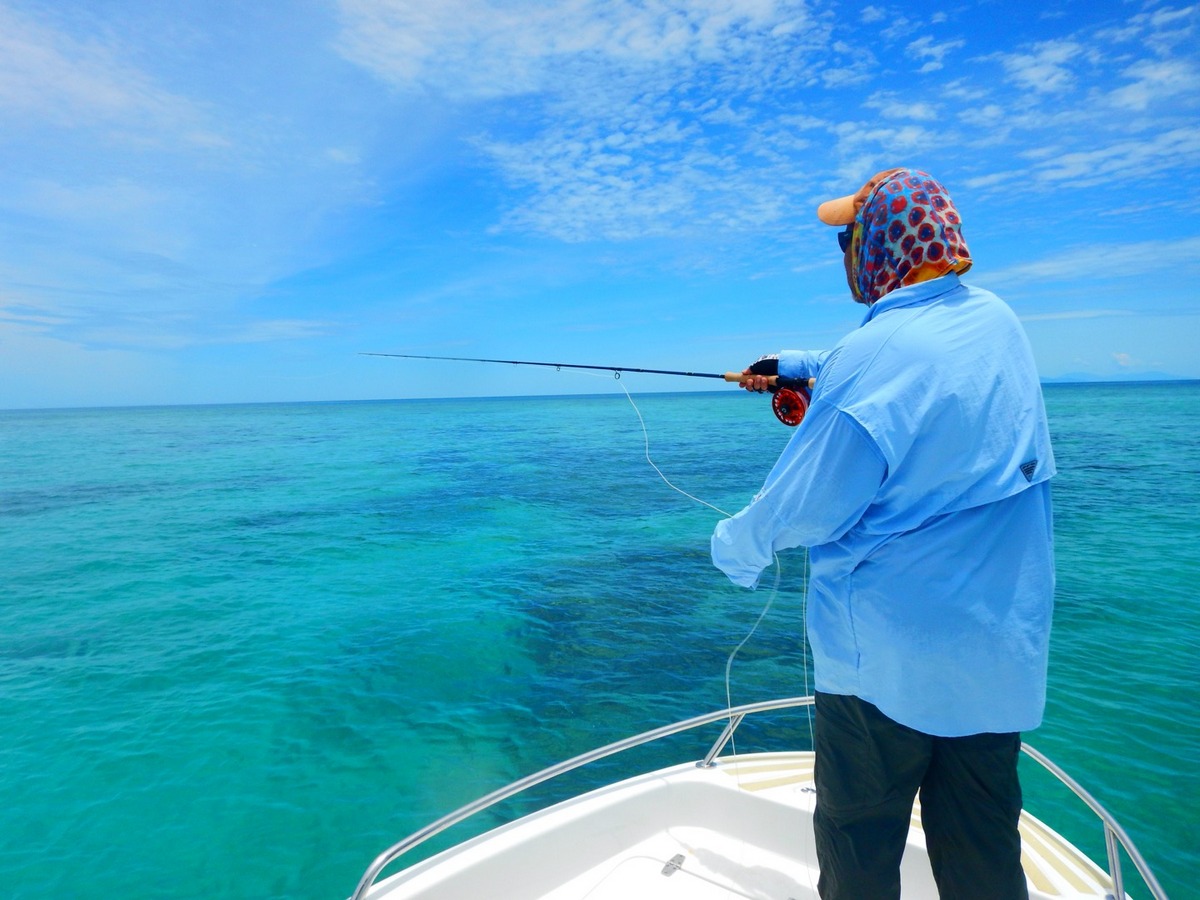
2, 381, 1197, 899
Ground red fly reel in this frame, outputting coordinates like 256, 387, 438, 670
771, 385, 810, 427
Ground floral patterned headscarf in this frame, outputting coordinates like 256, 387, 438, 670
848, 169, 972, 305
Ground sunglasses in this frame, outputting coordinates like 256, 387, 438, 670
838, 223, 856, 253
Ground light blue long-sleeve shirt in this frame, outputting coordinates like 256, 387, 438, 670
711, 274, 1055, 736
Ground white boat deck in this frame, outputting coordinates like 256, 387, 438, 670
366, 751, 1117, 900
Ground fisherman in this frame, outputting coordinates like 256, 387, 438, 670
711, 168, 1055, 900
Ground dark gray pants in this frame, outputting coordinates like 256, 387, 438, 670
812, 692, 1028, 900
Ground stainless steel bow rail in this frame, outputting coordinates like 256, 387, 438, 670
1018, 742, 1168, 900
350, 696, 1169, 900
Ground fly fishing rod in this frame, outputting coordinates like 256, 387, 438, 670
360, 352, 813, 426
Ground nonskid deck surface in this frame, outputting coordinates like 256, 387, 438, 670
367, 751, 1116, 900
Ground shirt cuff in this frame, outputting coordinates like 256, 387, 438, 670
777, 350, 822, 381
711, 519, 765, 589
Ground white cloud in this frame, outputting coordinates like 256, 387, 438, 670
906, 35, 965, 73
983, 237, 1200, 284
938, 78, 987, 102
478, 113, 793, 242
960, 171, 1011, 190
1027, 127, 1200, 186
335, 0, 838, 243
830, 121, 934, 153
878, 14, 919, 42
819, 63, 874, 87
335, 0, 820, 100
0, 4, 210, 142
1131, 3, 1199, 54
957, 103, 1006, 127
700, 101, 752, 125
946, 5, 1200, 196
990, 39, 1085, 94
0, 3, 410, 363
331, 0, 1200, 250
5, 298, 339, 350
1108, 58, 1200, 110
0, 298, 72, 330
863, 91, 939, 120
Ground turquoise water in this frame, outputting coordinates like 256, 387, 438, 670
1, 383, 1196, 899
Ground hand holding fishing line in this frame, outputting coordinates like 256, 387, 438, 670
360, 351, 814, 426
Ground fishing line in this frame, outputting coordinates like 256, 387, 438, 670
604, 374, 811, 748
607, 373, 818, 895
722, 553, 780, 752
604, 374, 813, 754
610, 375, 731, 517
520, 367, 820, 768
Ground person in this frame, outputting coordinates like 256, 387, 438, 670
710, 167, 1055, 900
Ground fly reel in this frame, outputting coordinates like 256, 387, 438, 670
771, 381, 810, 427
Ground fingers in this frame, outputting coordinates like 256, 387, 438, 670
739, 369, 771, 392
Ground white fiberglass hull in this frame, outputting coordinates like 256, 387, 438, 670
364, 751, 1117, 900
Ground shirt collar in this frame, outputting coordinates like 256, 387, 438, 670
860, 272, 963, 325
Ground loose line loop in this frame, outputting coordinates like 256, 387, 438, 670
581, 370, 814, 753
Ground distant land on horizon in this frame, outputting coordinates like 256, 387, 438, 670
1041, 372, 1196, 385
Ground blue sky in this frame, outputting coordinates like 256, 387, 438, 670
1, 0, 1198, 408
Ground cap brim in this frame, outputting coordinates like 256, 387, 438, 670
817, 195, 857, 226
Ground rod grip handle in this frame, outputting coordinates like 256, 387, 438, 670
725, 373, 815, 389
724, 371, 777, 385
